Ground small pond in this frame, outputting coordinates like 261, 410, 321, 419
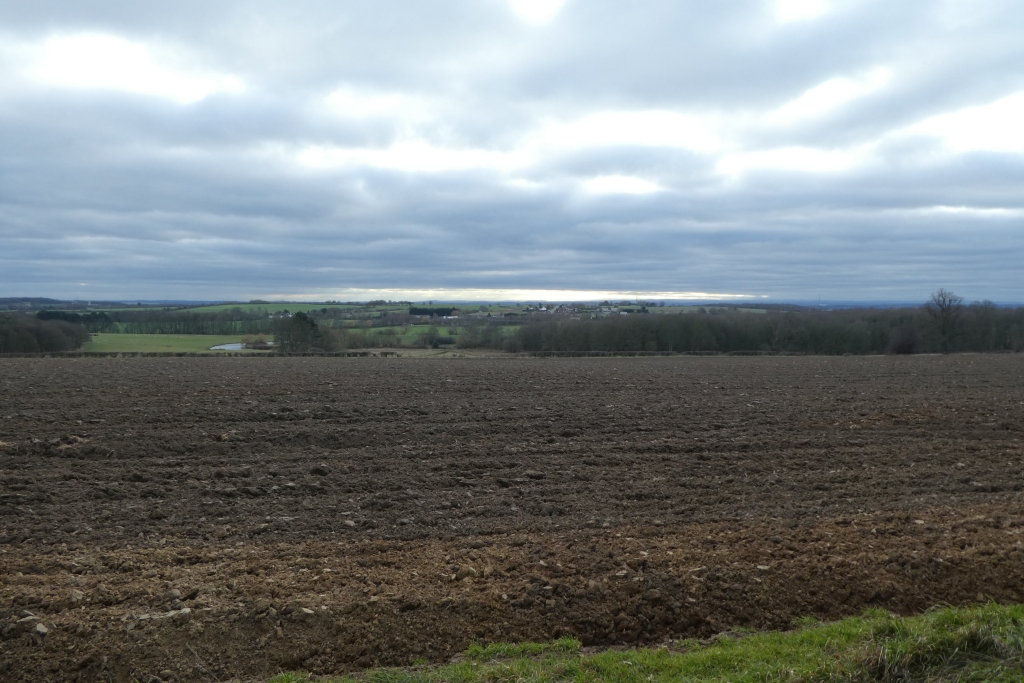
209, 342, 276, 351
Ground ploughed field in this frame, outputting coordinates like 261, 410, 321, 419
2, 355, 1024, 682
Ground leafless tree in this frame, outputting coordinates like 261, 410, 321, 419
925, 288, 963, 353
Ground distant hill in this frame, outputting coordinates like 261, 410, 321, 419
0, 297, 66, 305
0, 298, 230, 311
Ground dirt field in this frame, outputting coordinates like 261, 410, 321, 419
2, 355, 1023, 682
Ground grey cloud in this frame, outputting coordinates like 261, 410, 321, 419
1, 0, 1023, 302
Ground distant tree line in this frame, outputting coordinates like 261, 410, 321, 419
1, 297, 66, 311
37, 310, 117, 332
116, 318, 273, 335
36, 307, 277, 335
408, 306, 457, 317
501, 293, 1024, 355
35, 306, 440, 335
1, 313, 90, 353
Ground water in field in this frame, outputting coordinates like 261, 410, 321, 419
210, 342, 275, 350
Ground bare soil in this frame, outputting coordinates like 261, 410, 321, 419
1, 355, 1023, 682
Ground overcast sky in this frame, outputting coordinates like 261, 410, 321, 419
1, 0, 1023, 302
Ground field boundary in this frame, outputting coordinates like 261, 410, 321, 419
0, 350, 395, 358
4, 348, 1019, 359
528, 350, 797, 357
264, 604, 1024, 683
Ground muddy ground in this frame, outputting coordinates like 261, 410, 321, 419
1, 355, 1023, 682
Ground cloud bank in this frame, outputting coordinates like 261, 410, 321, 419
1, 0, 1023, 301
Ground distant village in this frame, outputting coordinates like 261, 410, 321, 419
265, 301, 663, 323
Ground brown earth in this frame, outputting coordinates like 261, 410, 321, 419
1, 354, 1023, 682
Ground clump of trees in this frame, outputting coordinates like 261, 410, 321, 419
270, 314, 382, 351
502, 292, 1024, 355
411, 326, 457, 348
1, 313, 90, 353
456, 322, 512, 349
272, 312, 329, 351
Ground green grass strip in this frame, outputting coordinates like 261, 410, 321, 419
82, 333, 254, 353
268, 603, 1024, 683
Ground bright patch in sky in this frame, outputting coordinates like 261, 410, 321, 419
907, 91, 1024, 154
583, 175, 662, 195
542, 110, 720, 154
916, 205, 1024, 218
325, 87, 429, 120
29, 33, 243, 104
717, 145, 869, 176
508, 0, 568, 25
769, 67, 891, 123
774, 0, 830, 23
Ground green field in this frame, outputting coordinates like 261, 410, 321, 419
82, 334, 254, 353
269, 603, 1024, 683
80, 324, 506, 353
46, 306, 191, 314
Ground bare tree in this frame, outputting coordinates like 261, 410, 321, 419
925, 288, 963, 353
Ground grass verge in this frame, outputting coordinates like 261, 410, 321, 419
267, 603, 1024, 682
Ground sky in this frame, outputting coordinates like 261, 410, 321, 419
1, 0, 1023, 303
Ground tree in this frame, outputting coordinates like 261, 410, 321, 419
273, 312, 322, 351
925, 289, 963, 353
